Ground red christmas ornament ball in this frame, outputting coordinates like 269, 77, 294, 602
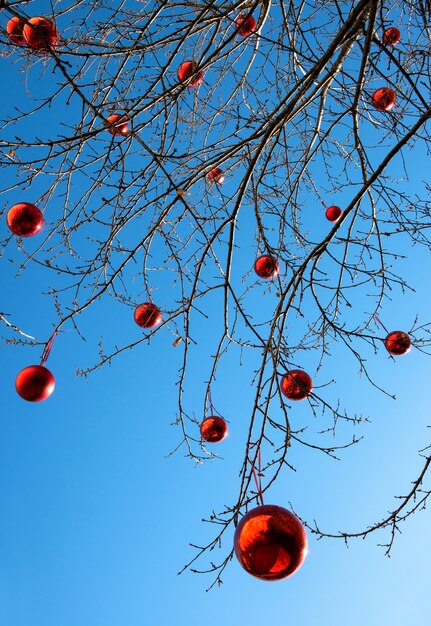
177, 61, 204, 88
236, 14, 257, 37
134, 302, 162, 329
234, 504, 308, 580
325, 205, 342, 223
371, 87, 396, 112
200, 416, 228, 443
280, 370, 313, 401
7, 203, 44, 237
23, 17, 59, 51
7, 17, 26, 45
15, 365, 55, 402
384, 330, 411, 356
207, 168, 225, 185
106, 113, 130, 136
383, 27, 401, 46
254, 255, 279, 279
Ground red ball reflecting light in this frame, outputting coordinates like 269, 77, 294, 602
134, 302, 162, 329
7, 17, 26, 45
236, 14, 257, 37
254, 255, 279, 279
15, 365, 55, 402
7, 203, 44, 237
234, 504, 308, 580
177, 61, 204, 88
325, 205, 342, 223
106, 113, 130, 136
207, 168, 225, 185
280, 370, 313, 401
23, 17, 59, 51
383, 27, 401, 46
371, 87, 396, 112
384, 330, 411, 356
200, 416, 228, 443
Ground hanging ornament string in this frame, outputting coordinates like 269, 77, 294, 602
374, 314, 389, 334
248, 446, 264, 507
41, 330, 58, 366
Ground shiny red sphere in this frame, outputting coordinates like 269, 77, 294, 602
200, 416, 228, 443
106, 113, 130, 136
7, 203, 44, 237
384, 330, 411, 356
15, 365, 55, 402
325, 205, 342, 223
177, 61, 204, 88
254, 255, 279, 279
383, 27, 401, 46
134, 302, 162, 329
371, 88, 396, 112
236, 14, 257, 37
234, 504, 308, 580
7, 17, 26, 45
280, 370, 313, 401
23, 17, 59, 51
207, 168, 225, 185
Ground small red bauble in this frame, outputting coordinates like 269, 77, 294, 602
383, 27, 401, 46
106, 113, 130, 136
234, 504, 308, 580
134, 302, 162, 329
371, 87, 396, 112
7, 203, 44, 237
280, 370, 313, 401
23, 17, 59, 51
254, 255, 279, 279
6, 17, 26, 45
384, 330, 411, 356
236, 14, 257, 37
325, 205, 342, 223
15, 365, 55, 402
207, 168, 225, 185
200, 416, 228, 443
177, 61, 204, 88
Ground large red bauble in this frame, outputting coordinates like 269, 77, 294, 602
134, 302, 162, 329
236, 14, 257, 37
200, 416, 228, 443
325, 205, 342, 223
234, 504, 308, 580
254, 255, 279, 279
7, 17, 26, 45
7, 203, 44, 237
383, 27, 401, 46
15, 365, 55, 402
371, 88, 396, 112
207, 168, 225, 185
23, 17, 59, 51
177, 61, 204, 88
280, 370, 313, 401
106, 113, 130, 136
384, 330, 411, 356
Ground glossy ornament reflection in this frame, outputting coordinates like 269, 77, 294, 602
280, 370, 313, 401
325, 205, 342, 223
200, 416, 228, 443
7, 203, 44, 237
234, 504, 308, 580
106, 113, 130, 136
134, 302, 162, 329
23, 17, 59, 51
371, 87, 396, 112
177, 61, 204, 88
384, 330, 411, 356
383, 27, 401, 46
15, 365, 55, 402
7, 17, 26, 45
236, 14, 257, 37
254, 255, 279, 279
207, 168, 225, 185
